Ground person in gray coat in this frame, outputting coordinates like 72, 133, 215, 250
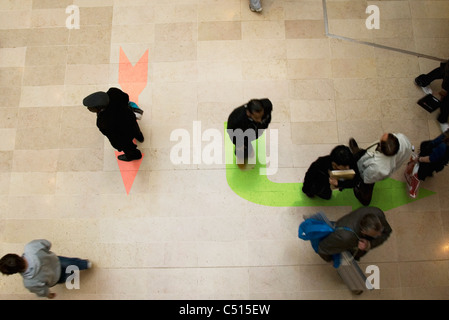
318, 207, 392, 262
0, 239, 91, 299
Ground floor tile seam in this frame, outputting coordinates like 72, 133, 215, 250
321, 0, 447, 62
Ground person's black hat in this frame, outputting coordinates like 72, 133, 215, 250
83, 91, 109, 108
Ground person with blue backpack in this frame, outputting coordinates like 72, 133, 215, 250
316, 207, 392, 263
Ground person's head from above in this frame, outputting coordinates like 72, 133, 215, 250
246, 99, 265, 124
359, 213, 384, 238
0, 254, 26, 275
83, 91, 109, 113
379, 133, 399, 156
330, 145, 353, 170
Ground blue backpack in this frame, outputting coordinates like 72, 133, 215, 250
298, 218, 343, 268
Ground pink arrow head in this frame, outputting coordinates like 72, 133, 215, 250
115, 151, 144, 195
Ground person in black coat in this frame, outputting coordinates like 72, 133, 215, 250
83, 87, 144, 162
302, 145, 359, 200
226, 98, 272, 168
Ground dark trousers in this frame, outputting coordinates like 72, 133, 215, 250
419, 63, 446, 87
418, 62, 449, 124
353, 179, 374, 206
234, 140, 254, 161
437, 98, 449, 124
352, 149, 374, 206
122, 128, 143, 160
57, 256, 89, 284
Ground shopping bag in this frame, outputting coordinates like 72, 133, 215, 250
404, 155, 420, 198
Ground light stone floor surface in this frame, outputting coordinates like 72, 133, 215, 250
0, 0, 449, 300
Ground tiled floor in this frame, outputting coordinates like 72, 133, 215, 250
0, 0, 449, 300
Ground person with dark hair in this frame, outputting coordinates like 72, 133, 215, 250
379, 133, 400, 156
0, 239, 91, 299
83, 87, 144, 162
227, 98, 272, 169
405, 129, 449, 198
302, 145, 359, 200
317, 206, 392, 263
415, 60, 449, 132
349, 132, 412, 205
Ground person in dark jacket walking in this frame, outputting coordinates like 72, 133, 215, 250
227, 98, 272, 169
83, 87, 144, 162
302, 145, 359, 200
317, 207, 392, 263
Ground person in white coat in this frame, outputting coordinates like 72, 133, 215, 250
349, 132, 412, 205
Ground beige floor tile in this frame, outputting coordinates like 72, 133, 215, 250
287, 39, 331, 59
155, 22, 197, 42
112, 5, 155, 26
0, 68, 23, 87
20, 86, 65, 107
31, 8, 68, 28
153, 3, 198, 23
0, 10, 31, 29
0, 48, 26, 67
242, 21, 286, 40
291, 100, 336, 122
23, 66, 66, 86
28, 28, 69, 46
0, 129, 16, 151
198, 1, 241, 22
198, 40, 243, 61
286, 20, 327, 39
198, 21, 242, 41
288, 59, 332, 79
67, 44, 111, 65
65, 64, 110, 85
152, 41, 197, 62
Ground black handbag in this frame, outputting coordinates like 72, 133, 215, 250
417, 94, 441, 113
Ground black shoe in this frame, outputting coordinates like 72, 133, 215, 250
414, 75, 428, 87
136, 133, 144, 143
118, 154, 142, 162
349, 138, 360, 154
352, 290, 363, 295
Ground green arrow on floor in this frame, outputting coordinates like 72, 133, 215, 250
225, 124, 436, 211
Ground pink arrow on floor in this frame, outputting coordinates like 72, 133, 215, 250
119, 47, 149, 104
115, 149, 145, 195
117, 48, 149, 194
